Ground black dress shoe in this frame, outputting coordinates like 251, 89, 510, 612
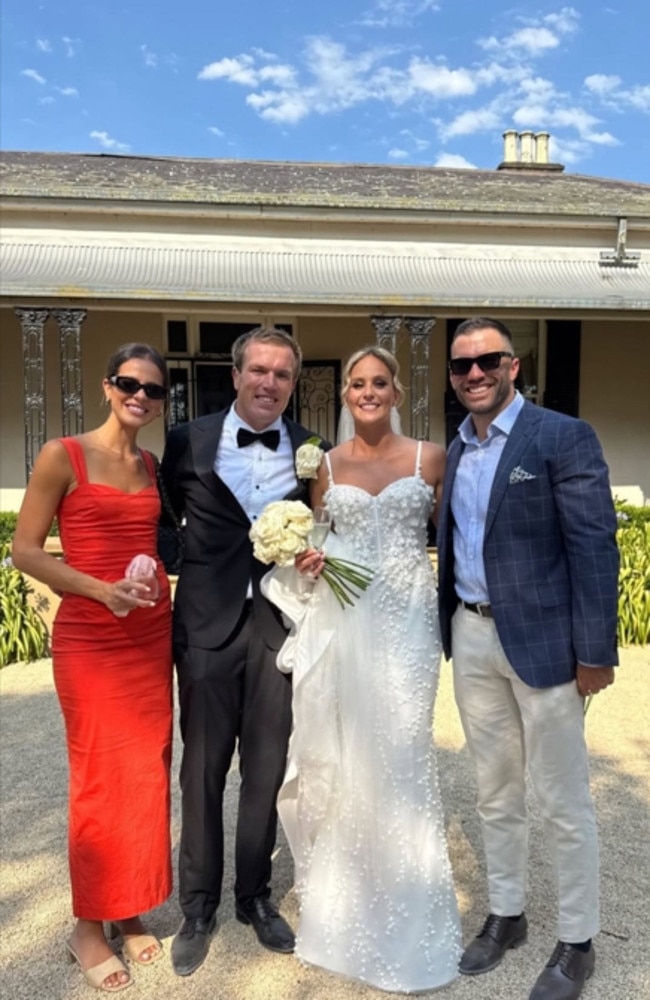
235, 896, 295, 953
459, 913, 528, 975
528, 942, 595, 1000
171, 914, 217, 977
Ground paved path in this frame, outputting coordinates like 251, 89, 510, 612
1, 647, 648, 1000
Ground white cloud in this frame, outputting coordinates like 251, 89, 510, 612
474, 62, 528, 88
543, 6, 580, 34
199, 56, 259, 86
141, 44, 158, 68
408, 59, 476, 98
21, 68, 46, 85
442, 106, 501, 139
62, 37, 78, 58
360, 0, 440, 28
584, 74, 621, 96
194, 12, 634, 171
480, 8, 578, 56
483, 27, 560, 55
247, 89, 309, 124
627, 85, 650, 113
585, 75, 650, 115
39, 96, 55, 105
549, 135, 588, 166
518, 76, 558, 102
90, 130, 130, 152
208, 126, 225, 136
36, 38, 52, 53
400, 128, 430, 150
513, 103, 620, 145
57, 86, 79, 97
435, 153, 478, 169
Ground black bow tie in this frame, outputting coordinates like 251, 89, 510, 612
237, 427, 281, 451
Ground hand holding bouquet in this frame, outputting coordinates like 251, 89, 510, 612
249, 500, 373, 609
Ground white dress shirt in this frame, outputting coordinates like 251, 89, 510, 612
214, 406, 298, 524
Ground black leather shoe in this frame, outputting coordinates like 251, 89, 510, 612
171, 914, 217, 977
235, 896, 295, 953
528, 942, 595, 1000
459, 913, 528, 975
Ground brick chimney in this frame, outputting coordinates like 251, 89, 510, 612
497, 130, 563, 172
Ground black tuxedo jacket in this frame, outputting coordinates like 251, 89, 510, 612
160, 410, 326, 652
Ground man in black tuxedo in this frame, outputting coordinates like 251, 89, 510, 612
160, 327, 326, 977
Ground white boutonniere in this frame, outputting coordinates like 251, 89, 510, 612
295, 437, 323, 480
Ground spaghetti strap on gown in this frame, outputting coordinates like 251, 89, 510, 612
264, 443, 461, 993
52, 437, 173, 920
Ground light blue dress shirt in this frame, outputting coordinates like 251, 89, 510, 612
451, 391, 525, 603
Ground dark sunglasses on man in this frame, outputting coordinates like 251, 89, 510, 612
448, 351, 514, 377
108, 375, 168, 400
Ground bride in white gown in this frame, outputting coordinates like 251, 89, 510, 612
265, 347, 461, 993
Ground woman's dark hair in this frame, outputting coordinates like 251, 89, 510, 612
105, 343, 169, 390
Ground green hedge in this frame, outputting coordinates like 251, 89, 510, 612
0, 542, 49, 666
0, 512, 58, 545
0, 513, 18, 545
615, 501, 650, 646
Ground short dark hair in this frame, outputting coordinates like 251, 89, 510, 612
105, 343, 169, 390
231, 326, 302, 379
452, 317, 514, 350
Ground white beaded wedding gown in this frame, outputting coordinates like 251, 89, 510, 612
264, 446, 461, 993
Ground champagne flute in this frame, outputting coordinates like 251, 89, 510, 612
309, 506, 331, 551
304, 506, 331, 582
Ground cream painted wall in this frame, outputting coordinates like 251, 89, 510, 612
581, 319, 650, 502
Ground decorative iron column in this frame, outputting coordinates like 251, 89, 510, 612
370, 316, 402, 354
52, 308, 86, 437
15, 307, 50, 478
404, 317, 435, 441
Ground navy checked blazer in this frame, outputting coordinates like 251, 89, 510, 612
437, 400, 619, 688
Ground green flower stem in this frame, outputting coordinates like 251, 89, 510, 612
320, 556, 374, 609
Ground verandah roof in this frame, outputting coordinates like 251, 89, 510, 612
2, 233, 649, 310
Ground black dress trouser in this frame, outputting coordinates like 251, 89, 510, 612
174, 602, 292, 920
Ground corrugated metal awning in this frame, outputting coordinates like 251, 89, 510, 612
1, 234, 648, 310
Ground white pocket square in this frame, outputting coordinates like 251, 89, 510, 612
509, 466, 537, 484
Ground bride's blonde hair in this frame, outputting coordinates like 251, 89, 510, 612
341, 346, 405, 406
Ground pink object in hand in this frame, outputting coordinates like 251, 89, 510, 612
115, 554, 159, 616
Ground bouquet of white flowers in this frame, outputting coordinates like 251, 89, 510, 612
250, 500, 373, 609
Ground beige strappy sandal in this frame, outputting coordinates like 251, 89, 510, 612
106, 923, 164, 965
121, 933, 163, 965
66, 940, 133, 993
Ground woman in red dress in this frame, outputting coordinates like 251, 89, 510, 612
13, 344, 173, 993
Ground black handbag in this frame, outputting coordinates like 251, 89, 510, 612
156, 466, 185, 575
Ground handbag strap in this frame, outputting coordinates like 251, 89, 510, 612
154, 459, 182, 531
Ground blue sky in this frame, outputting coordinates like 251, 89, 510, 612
2, 2, 649, 183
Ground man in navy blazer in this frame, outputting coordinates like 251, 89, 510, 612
160, 327, 328, 977
437, 318, 618, 1000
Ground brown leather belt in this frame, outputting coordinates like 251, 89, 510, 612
461, 600, 493, 619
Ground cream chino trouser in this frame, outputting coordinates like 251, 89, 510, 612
452, 606, 599, 944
